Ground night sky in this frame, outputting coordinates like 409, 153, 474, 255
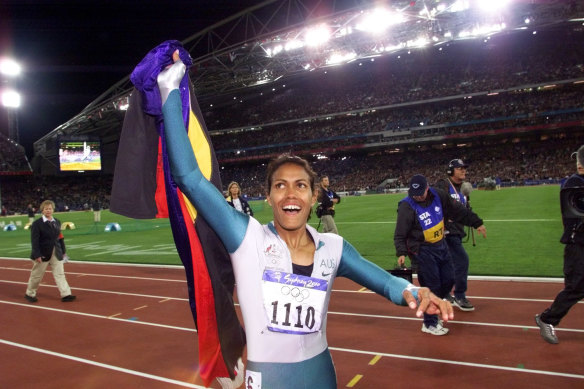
1, 0, 259, 157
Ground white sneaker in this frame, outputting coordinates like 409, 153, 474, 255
421, 323, 449, 336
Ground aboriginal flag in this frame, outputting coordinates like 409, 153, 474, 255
110, 41, 245, 386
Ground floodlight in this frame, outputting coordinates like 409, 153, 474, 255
305, 25, 330, 46
1, 89, 21, 108
0, 58, 21, 77
356, 8, 405, 34
476, 0, 510, 12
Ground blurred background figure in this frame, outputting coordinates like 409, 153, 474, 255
226, 181, 253, 216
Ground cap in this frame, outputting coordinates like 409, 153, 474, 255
448, 159, 469, 170
408, 174, 428, 197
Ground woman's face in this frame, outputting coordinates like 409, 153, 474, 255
42, 204, 54, 219
267, 163, 317, 232
229, 184, 240, 197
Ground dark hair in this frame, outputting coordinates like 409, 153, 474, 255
265, 153, 318, 195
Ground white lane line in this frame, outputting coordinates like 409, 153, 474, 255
0, 300, 197, 332
0, 280, 189, 300
4, 278, 576, 311
0, 339, 206, 388
327, 311, 584, 333
0, 266, 185, 282
329, 346, 584, 380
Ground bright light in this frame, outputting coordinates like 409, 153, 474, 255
356, 8, 405, 34
406, 37, 430, 48
0, 58, 21, 77
2, 89, 21, 108
476, 0, 510, 12
305, 25, 330, 47
326, 51, 357, 65
284, 40, 304, 51
451, 0, 470, 13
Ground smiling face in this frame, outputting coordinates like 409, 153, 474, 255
266, 162, 317, 233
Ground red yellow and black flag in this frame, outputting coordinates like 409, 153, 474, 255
110, 41, 245, 387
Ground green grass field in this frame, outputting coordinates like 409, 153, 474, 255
0, 185, 565, 277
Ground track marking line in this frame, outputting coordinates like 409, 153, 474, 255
0, 301, 197, 332
329, 347, 584, 380
327, 311, 584, 333
346, 374, 363, 387
133, 305, 148, 311
159, 298, 172, 303
108, 313, 121, 318
369, 355, 382, 365
0, 339, 205, 388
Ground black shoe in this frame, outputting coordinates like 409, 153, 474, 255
61, 295, 76, 302
25, 294, 38, 303
453, 297, 475, 312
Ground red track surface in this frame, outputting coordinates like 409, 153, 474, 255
1, 258, 583, 388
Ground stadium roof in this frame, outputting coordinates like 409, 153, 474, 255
33, 0, 583, 156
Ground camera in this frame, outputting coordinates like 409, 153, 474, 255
560, 187, 584, 218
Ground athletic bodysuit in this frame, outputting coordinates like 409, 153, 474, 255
159, 61, 415, 389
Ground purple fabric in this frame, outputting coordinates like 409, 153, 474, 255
130, 40, 193, 116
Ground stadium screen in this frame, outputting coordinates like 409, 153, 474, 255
58, 140, 102, 172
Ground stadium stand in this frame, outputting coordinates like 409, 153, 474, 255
2, 3, 583, 214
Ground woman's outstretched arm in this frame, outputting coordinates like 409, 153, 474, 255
157, 58, 247, 253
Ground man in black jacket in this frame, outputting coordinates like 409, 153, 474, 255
318, 175, 341, 234
394, 175, 486, 336
435, 159, 476, 311
535, 145, 584, 344
25, 200, 76, 303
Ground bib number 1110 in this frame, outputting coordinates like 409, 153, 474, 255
270, 301, 316, 329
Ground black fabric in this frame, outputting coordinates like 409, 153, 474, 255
292, 262, 314, 277
434, 178, 467, 237
30, 218, 63, 261
560, 174, 584, 244
110, 90, 161, 219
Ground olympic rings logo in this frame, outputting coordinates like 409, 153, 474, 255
281, 285, 310, 302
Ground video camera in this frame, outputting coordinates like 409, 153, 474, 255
560, 186, 584, 219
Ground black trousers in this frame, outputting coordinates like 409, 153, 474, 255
540, 243, 584, 326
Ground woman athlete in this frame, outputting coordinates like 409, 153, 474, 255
157, 51, 452, 389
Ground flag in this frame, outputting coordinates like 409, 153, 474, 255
110, 40, 245, 387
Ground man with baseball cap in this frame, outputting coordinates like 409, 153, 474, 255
394, 174, 486, 335
435, 158, 476, 311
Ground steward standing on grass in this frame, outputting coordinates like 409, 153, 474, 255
394, 175, 486, 336
535, 145, 584, 344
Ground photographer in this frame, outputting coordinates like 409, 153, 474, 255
535, 145, 584, 344
435, 159, 476, 312
318, 175, 341, 234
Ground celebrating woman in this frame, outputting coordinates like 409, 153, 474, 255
157, 50, 452, 388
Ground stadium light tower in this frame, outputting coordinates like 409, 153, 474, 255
1, 57, 22, 144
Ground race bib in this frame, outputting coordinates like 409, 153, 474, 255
262, 269, 328, 334
245, 370, 262, 389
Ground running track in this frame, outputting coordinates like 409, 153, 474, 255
1, 258, 583, 388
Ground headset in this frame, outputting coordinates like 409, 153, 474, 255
447, 159, 457, 176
